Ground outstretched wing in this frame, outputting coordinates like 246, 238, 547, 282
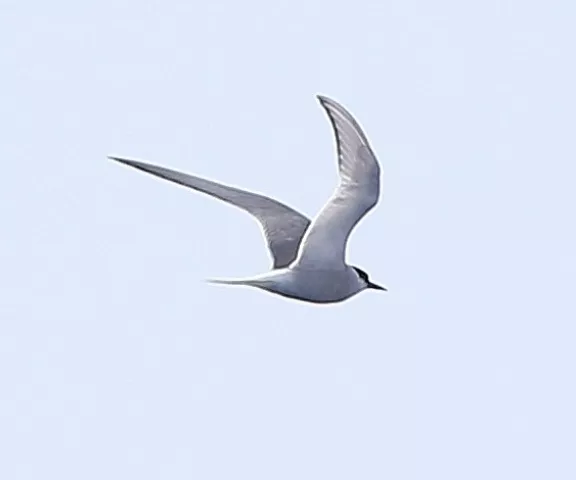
109, 156, 311, 268
294, 96, 381, 268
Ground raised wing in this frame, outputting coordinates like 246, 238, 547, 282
109, 156, 311, 268
294, 96, 381, 268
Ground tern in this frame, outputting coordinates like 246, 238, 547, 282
109, 95, 386, 303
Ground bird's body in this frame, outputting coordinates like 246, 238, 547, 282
110, 94, 387, 303
209, 265, 366, 304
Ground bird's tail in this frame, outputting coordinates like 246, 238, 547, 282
206, 274, 274, 289
206, 277, 255, 286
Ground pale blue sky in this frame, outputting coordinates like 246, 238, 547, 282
1, 0, 575, 478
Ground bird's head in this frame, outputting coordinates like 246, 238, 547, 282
352, 267, 387, 292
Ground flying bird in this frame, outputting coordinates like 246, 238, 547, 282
109, 95, 386, 303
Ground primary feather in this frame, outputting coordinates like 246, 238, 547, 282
294, 95, 381, 268
109, 156, 311, 268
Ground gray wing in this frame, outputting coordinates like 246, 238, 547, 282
109, 156, 311, 268
294, 96, 381, 268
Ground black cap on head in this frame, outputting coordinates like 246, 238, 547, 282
352, 266, 387, 291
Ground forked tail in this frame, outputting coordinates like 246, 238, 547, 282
206, 278, 253, 286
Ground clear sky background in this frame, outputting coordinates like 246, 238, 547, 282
1, 0, 575, 478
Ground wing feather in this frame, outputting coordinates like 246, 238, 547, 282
109, 156, 310, 268
294, 96, 381, 268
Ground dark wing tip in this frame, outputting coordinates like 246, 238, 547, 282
316, 94, 339, 109
108, 155, 153, 171
315, 95, 373, 148
316, 94, 349, 112
108, 155, 135, 165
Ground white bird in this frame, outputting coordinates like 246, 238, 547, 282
109, 95, 386, 303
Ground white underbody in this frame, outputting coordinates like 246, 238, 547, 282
210, 266, 364, 304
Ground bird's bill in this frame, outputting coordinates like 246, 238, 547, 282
368, 281, 387, 291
